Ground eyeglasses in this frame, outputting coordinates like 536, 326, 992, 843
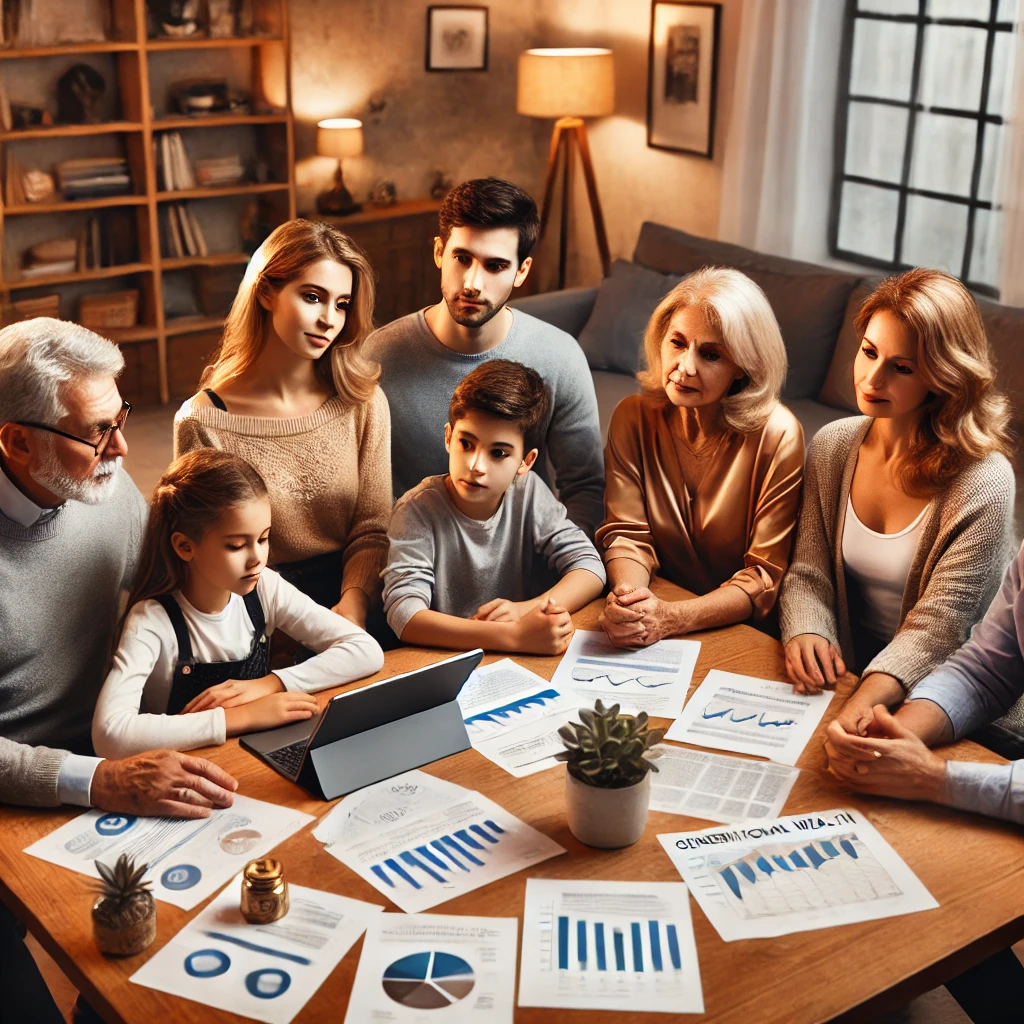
16, 399, 131, 458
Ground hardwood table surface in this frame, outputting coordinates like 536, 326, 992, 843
2, 580, 1023, 1024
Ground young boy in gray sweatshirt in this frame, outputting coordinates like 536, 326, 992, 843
382, 360, 606, 655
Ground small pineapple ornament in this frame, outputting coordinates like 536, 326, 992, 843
91, 854, 156, 956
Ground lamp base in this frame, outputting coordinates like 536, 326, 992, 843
316, 161, 361, 216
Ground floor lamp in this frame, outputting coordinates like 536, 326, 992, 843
517, 47, 615, 289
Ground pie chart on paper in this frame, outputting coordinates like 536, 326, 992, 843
382, 951, 475, 1009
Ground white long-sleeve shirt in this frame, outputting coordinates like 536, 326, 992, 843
92, 568, 384, 758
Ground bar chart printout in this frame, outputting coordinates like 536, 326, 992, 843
312, 770, 565, 914
518, 879, 703, 1013
659, 808, 939, 941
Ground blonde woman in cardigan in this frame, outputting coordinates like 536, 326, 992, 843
779, 268, 1015, 738
597, 267, 803, 646
174, 220, 391, 632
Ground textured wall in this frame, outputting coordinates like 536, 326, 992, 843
287, 0, 742, 290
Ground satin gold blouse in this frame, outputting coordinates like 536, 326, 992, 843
596, 393, 805, 621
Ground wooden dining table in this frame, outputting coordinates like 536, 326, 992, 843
1, 579, 1023, 1023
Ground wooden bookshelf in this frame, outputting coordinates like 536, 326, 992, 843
0, 0, 296, 404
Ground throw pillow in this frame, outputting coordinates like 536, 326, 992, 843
577, 259, 681, 375
818, 279, 878, 412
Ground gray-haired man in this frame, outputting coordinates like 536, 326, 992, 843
0, 318, 238, 1022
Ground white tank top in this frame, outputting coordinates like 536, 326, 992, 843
841, 495, 929, 643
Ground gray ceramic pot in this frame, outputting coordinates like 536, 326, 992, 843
564, 769, 651, 848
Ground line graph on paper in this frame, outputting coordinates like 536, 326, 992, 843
690, 686, 805, 751
463, 689, 563, 738
569, 635, 682, 690
710, 833, 902, 920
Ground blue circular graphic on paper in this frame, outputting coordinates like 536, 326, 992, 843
161, 864, 201, 890
94, 813, 136, 836
245, 968, 292, 999
184, 949, 230, 977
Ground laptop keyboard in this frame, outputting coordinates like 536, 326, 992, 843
266, 739, 307, 777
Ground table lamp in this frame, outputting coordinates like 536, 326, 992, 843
316, 118, 364, 216
517, 47, 614, 288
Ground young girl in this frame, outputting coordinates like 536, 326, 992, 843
92, 449, 385, 760
173, 219, 391, 633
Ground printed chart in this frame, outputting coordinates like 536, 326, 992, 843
345, 913, 517, 1023
24, 796, 313, 910
382, 952, 475, 1008
666, 669, 833, 766
458, 659, 582, 777
550, 630, 700, 717
711, 833, 901, 918
648, 745, 799, 823
659, 809, 938, 940
518, 879, 703, 1014
131, 874, 382, 1024
313, 770, 564, 913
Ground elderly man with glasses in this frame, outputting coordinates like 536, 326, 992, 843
0, 318, 238, 1023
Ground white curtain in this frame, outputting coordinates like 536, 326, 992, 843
717, 0, 846, 263
999, 13, 1024, 305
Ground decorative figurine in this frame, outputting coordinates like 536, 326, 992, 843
92, 854, 157, 956
429, 169, 453, 200
368, 179, 397, 207
240, 857, 289, 924
56, 64, 105, 124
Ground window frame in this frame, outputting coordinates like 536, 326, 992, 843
828, 0, 1014, 298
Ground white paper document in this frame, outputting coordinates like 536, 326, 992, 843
649, 744, 799, 824
666, 669, 833, 766
131, 874, 383, 1023
345, 913, 517, 1023
24, 795, 314, 910
658, 808, 939, 941
458, 658, 583, 777
549, 630, 700, 717
518, 878, 703, 1014
312, 770, 565, 914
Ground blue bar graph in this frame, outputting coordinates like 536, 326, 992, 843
648, 920, 663, 972
576, 920, 587, 968
557, 916, 569, 970
613, 928, 626, 971
369, 820, 506, 890
595, 923, 607, 971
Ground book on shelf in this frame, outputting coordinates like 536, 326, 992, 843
56, 157, 132, 200
164, 203, 208, 259
157, 133, 197, 191
194, 155, 245, 187
69, 210, 139, 272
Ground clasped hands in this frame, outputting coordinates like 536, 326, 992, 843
599, 583, 675, 648
472, 595, 574, 655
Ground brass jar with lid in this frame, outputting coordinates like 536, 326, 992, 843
240, 857, 289, 924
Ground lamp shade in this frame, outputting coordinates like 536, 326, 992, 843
517, 48, 614, 118
316, 118, 365, 159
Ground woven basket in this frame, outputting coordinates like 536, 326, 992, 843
78, 289, 139, 329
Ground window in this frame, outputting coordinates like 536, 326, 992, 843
830, 0, 1018, 297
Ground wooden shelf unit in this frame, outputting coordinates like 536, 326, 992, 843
0, 0, 296, 404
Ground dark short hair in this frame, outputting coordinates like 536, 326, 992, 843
448, 359, 550, 449
438, 178, 540, 266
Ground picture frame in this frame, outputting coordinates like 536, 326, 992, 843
426, 5, 488, 72
647, 1, 721, 158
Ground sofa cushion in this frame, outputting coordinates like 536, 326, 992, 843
975, 294, 1024, 435
630, 223, 860, 400
818, 279, 879, 412
591, 368, 642, 444
577, 259, 681, 375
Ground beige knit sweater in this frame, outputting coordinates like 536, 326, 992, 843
779, 416, 1016, 692
174, 387, 392, 604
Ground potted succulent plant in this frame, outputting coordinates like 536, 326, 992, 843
555, 699, 665, 849
92, 854, 156, 956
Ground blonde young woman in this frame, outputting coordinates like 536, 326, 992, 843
598, 266, 804, 647
780, 268, 1015, 737
174, 219, 390, 632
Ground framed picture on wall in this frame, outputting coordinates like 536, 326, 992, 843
426, 5, 489, 72
647, 1, 721, 158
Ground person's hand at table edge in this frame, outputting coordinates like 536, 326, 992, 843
91, 750, 238, 819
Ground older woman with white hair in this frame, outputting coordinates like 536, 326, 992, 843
597, 266, 803, 647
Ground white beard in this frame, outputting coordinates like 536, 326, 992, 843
34, 443, 122, 505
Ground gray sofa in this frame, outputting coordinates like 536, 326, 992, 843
512, 221, 1023, 539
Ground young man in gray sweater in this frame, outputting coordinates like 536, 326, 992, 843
382, 360, 605, 654
0, 319, 238, 1022
364, 177, 605, 537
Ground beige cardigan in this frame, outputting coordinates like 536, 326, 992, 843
779, 416, 1016, 691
